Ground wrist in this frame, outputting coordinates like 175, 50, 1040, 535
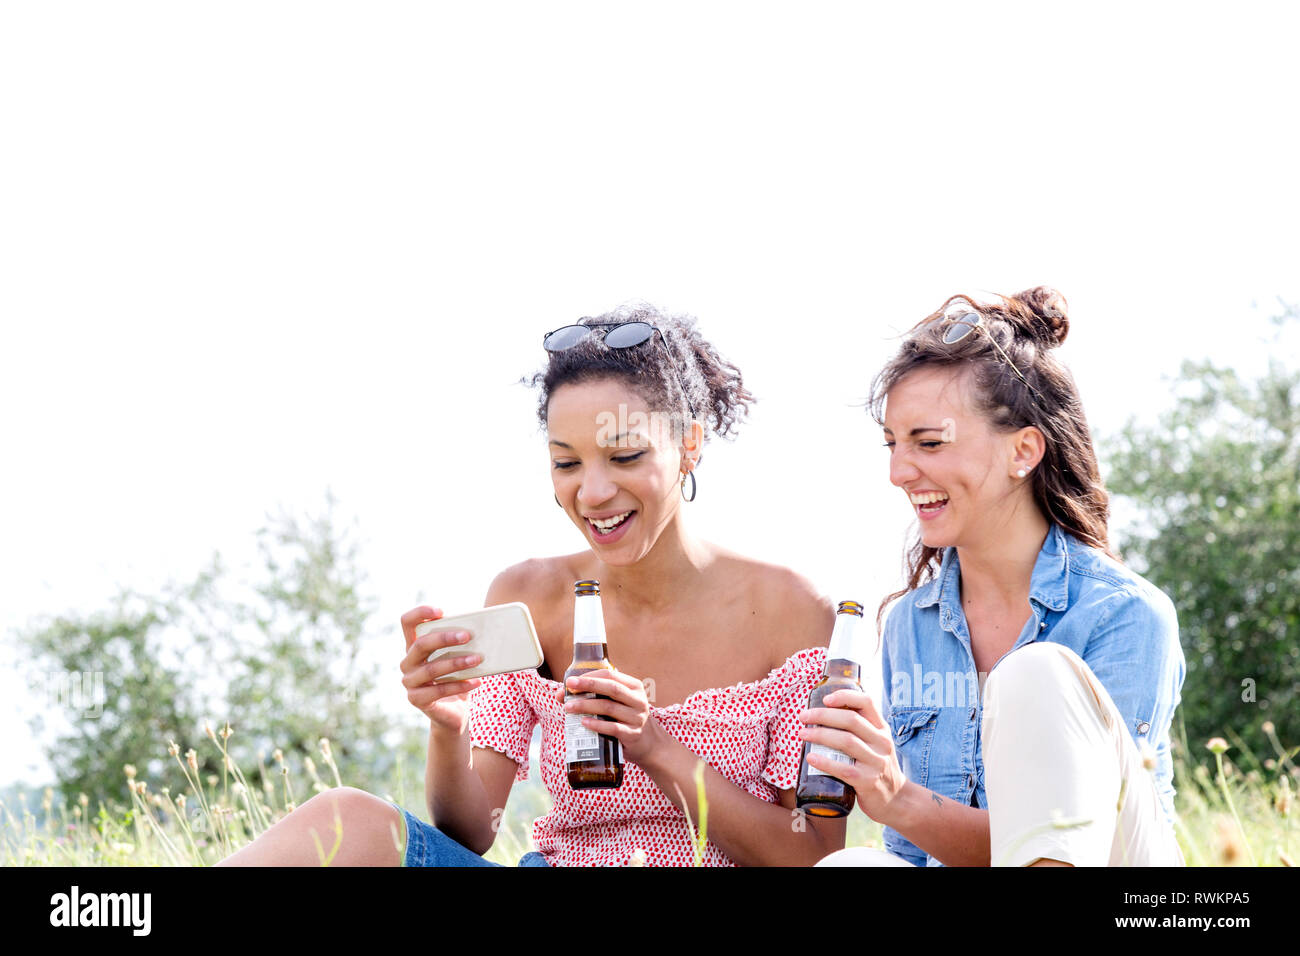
634, 719, 685, 777
428, 718, 470, 752
875, 778, 924, 832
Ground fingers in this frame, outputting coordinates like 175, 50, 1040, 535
401, 650, 484, 688
401, 626, 473, 675
802, 746, 863, 786
798, 724, 885, 770
564, 670, 647, 706
563, 694, 643, 728
400, 606, 443, 650
820, 689, 887, 730
406, 678, 481, 713
800, 705, 892, 751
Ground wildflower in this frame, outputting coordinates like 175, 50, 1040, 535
1137, 739, 1157, 771
273, 748, 284, 764
176, 794, 186, 811
319, 738, 333, 760
1206, 737, 1229, 755
167, 739, 180, 757
73, 806, 82, 820
111, 842, 135, 855
232, 782, 247, 799
1277, 775, 1293, 817
206, 775, 218, 788
304, 756, 317, 776
221, 721, 232, 741
78, 793, 89, 808
1280, 849, 1295, 867
204, 722, 216, 742
124, 764, 137, 780
1214, 816, 1243, 865
628, 848, 647, 867
186, 749, 198, 772
1262, 721, 1275, 735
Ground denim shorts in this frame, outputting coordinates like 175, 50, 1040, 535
395, 806, 550, 868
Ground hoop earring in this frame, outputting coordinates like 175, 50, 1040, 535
680, 471, 697, 503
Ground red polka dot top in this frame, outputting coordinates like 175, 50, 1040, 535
468, 646, 827, 867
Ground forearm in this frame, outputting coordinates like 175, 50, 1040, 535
424, 724, 496, 854
878, 780, 990, 867
639, 732, 842, 866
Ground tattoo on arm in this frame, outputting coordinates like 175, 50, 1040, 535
931, 792, 943, 808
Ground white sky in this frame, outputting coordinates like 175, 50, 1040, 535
2, 1, 1298, 788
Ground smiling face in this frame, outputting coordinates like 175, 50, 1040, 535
883, 366, 1036, 551
547, 377, 694, 565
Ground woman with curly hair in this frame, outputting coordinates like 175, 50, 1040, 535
220, 303, 844, 867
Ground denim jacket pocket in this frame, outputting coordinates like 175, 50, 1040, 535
889, 707, 941, 787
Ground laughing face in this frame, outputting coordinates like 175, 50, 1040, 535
883, 366, 1035, 551
547, 377, 695, 565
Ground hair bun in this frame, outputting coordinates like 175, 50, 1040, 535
1011, 286, 1070, 347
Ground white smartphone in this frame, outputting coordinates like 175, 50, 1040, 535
415, 602, 544, 683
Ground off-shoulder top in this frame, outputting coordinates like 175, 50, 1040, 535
468, 646, 827, 867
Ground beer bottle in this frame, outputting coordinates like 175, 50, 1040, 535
796, 600, 870, 817
564, 580, 624, 789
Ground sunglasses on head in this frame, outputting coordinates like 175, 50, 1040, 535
928, 309, 1042, 404
542, 320, 698, 420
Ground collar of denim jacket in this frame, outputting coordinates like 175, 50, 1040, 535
912, 523, 1071, 613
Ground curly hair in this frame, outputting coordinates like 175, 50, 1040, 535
531, 302, 755, 444
867, 286, 1114, 629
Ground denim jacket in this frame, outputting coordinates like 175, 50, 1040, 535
879, 524, 1185, 867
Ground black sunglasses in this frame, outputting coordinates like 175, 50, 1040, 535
928, 310, 1042, 404
542, 321, 698, 419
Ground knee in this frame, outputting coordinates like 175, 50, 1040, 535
815, 847, 916, 867
299, 786, 390, 822
986, 641, 1080, 700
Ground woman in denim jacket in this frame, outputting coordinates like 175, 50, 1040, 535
804, 287, 1186, 867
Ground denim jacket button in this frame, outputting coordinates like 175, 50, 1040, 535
1136, 720, 1150, 735
966, 772, 975, 788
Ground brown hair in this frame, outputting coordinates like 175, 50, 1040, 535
867, 286, 1115, 630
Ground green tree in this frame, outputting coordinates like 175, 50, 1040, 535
1103, 307, 1299, 759
15, 496, 416, 805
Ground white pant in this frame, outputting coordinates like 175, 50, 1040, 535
817, 642, 1184, 867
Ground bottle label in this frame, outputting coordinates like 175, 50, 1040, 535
565, 693, 603, 763
807, 743, 854, 777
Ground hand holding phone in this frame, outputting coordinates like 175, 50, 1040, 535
414, 602, 544, 683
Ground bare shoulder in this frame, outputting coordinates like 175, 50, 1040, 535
484, 553, 588, 607
711, 547, 835, 665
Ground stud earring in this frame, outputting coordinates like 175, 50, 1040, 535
1016, 468, 1028, 479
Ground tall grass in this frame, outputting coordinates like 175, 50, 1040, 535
4, 722, 1293, 866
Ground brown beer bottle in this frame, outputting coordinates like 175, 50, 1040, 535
564, 580, 624, 789
796, 600, 869, 817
